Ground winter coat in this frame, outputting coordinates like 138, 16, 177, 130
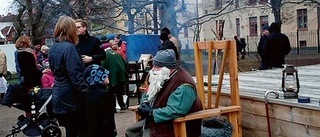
0, 50, 7, 75
116, 40, 127, 60
158, 40, 180, 61
264, 23, 291, 68
36, 51, 48, 66
258, 35, 269, 59
101, 49, 127, 87
17, 48, 42, 89
41, 70, 54, 88
86, 85, 117, 137
48, 41, 89, 114
77, 32, 106, 67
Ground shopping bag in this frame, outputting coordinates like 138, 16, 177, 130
0, 76, 7, 93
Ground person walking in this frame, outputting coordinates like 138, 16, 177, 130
49, 16, 89, 137
101, 48, 128, 111
125, 49, 203, 137
75, 19, 106, 67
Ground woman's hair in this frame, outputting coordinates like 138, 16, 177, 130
15, 36, 31, 49
75, 19, 87, 27
108, 40, 115, 46
54, 16, 79, 44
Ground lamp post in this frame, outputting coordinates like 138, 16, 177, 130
281, 65, 300, 99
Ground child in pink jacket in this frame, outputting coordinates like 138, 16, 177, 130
41, 60, 54, 88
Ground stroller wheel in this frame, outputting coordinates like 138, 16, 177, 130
5, 134, 15, 137
41, 125, 61, 137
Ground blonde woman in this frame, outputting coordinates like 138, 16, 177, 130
48, 15, 89, 137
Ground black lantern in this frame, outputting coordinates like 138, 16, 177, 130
281, 65, 300, 99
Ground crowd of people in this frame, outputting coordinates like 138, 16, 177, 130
1, 14, 292, 137
0, 15, 188, 137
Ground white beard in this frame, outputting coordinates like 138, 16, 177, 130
147, 67, 170, 101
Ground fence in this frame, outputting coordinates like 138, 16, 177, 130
246, 29, 320, 55
180, 30, 320, 59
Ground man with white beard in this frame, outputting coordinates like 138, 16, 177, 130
125, 49, 203, 137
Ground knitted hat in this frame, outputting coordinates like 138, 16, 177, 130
84, 64, 109, 85
160, 32, 169, 41
262, 25, 269, 30
153, 49, 177, 69
100, 35, 108, 41
161, 27, 171, 34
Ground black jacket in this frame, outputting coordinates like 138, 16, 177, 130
77, 32, 106, 67
264, 23, 291, 68
48, 41, 89, 114
158, 40, 179, 60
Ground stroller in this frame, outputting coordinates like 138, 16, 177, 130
1, 83, 61, 137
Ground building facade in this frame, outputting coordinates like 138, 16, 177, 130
200, 0, 320, 53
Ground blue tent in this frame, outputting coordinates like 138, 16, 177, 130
98, 34, 160, 61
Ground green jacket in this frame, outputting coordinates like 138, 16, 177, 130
101, 49, 128, 87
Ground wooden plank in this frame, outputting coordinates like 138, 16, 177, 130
211, 94, 320, 128
242, 112, 320, 137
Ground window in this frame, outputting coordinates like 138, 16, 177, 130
215, 0, 222, 9
124, 21, 129, 27
248, 0, 257, 5
236, 18, 240, 36
317, 7, 320, 29
299, 40, 306, 48
259, 0, 268, 4
249, 17, 258, 36
235, 0, 240, 8
260, 16, 268, 32
184, 26, 188, 38
216, 20, 225, 39
297, 9, 308, 30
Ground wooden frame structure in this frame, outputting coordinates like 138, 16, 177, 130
129, 40, 242, 137
172, 40, 242, 137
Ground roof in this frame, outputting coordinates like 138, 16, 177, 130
0, 15, 16, 22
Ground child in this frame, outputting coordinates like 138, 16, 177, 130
83, 64, 118, 137
41, 59, 54, 88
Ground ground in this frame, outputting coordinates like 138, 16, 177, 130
1, 53, 320, 137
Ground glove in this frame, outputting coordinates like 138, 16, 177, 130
138, 102, 153, 119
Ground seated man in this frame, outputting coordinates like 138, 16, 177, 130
125, 49, 203, 137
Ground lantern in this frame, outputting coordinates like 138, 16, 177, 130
281, 65, 300, 99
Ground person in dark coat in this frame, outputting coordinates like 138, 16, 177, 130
263, 22, 291, 68
49, 16, 89, 137
158, 32, 179, 61
15, 36, 42, 90
75, 19, 106, 68
257, 25, 270, 70
84, 64, 118, 137
234, 35, 246, 60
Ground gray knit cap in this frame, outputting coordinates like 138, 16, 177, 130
153, 49, 177, 69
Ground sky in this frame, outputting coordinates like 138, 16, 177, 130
0, 0, 13, 16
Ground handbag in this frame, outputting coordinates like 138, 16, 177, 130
0, 76, 7, 93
